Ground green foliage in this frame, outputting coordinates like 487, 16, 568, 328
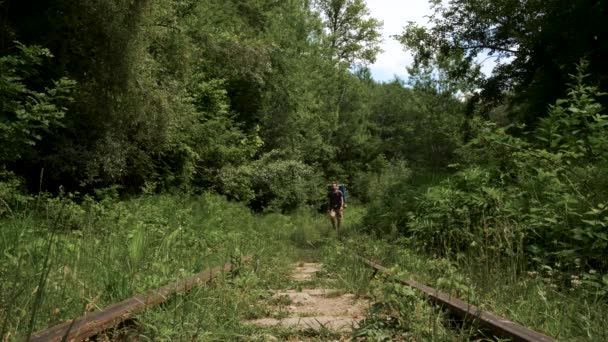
367, 77, 465, 171
365, 61, 608, 297
537, 60, 608, 160
314, 0, 383, 66
0, 0, 446, 211
398, 0, 608, 121
161, 76, 263, 191
329, 235, 608, 341
220, 151, 325, 212
0, 43, 74, 164
0, 171, 32, 217
0, 0, 389, 204
352, 158, 407, 203
0, 192, 318, 340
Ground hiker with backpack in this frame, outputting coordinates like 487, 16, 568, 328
328, 181, 345, 234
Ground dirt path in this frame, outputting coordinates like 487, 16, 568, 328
248, 263, 368, 340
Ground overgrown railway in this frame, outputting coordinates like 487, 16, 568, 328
27, 256, 253, 342
26, 254, 556, 342
356, 255, 556, 342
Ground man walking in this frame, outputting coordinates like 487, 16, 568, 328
328, 181, 345, 234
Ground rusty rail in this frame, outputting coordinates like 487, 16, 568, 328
27, 254, 253, 342
356, 255, 556, 342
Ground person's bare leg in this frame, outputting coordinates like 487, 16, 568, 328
336, 209, 343, 235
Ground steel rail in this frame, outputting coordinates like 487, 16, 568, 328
356, 255, 556, 342
27, 254, 254, 342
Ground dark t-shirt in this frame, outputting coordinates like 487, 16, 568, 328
328, 190, 343, 209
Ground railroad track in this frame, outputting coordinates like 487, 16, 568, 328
27, 253, 557, 342
356, 255, 556, 342
26, 255, 253, 342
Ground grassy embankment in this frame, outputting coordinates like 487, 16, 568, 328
0, 192, 322, 340
2, 192, 607, 341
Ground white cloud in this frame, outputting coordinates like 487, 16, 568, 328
365, 0, 500, 82
365, 0, 432, 82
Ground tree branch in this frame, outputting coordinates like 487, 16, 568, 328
459, 44, 517, 54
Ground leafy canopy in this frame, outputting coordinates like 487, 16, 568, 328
314, 0, 383, 65
397, 0, 608, 122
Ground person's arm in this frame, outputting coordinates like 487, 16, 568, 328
340, 191, 344, 210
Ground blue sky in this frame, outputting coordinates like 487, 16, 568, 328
365, 0, 496, 82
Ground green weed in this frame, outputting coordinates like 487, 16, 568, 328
327, 235, 608, 341
0, 193, 314, 340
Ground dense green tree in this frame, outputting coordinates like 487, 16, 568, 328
0, 44, 74, 166
398, 0, 608, 123
314, 0, 383, 65
366, 52, 472, 170
0, 0, 270, 192
256, 0, 383, 186
368, 79, 464, 170
255, 0, 331, 161
0, 0, 463, 210
1, 0, 174, 191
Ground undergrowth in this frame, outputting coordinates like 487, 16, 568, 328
3, 190, 606, 341
321, 235, 608, 341
0, 192, 320, 341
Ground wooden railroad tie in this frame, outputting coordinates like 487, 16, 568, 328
26, 254, 254, 342
356, 255, 556, 342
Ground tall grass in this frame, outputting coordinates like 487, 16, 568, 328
4, 191, 604, 341
0, 193, 322, 340
323, 234, 608, 341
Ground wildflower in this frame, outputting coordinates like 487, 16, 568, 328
571, 279, 582, 288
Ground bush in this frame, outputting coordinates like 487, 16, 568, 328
0, 42, 75, 165
360, 160, 414, 236
363, 62, 608, 292
0, 171, 33, 217
219, 150, 325, 212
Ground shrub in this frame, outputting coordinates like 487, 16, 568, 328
363, 61, 608, 290
0, 171, 33, 217
0, 42, 75, 165
219, 150, 325, 213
